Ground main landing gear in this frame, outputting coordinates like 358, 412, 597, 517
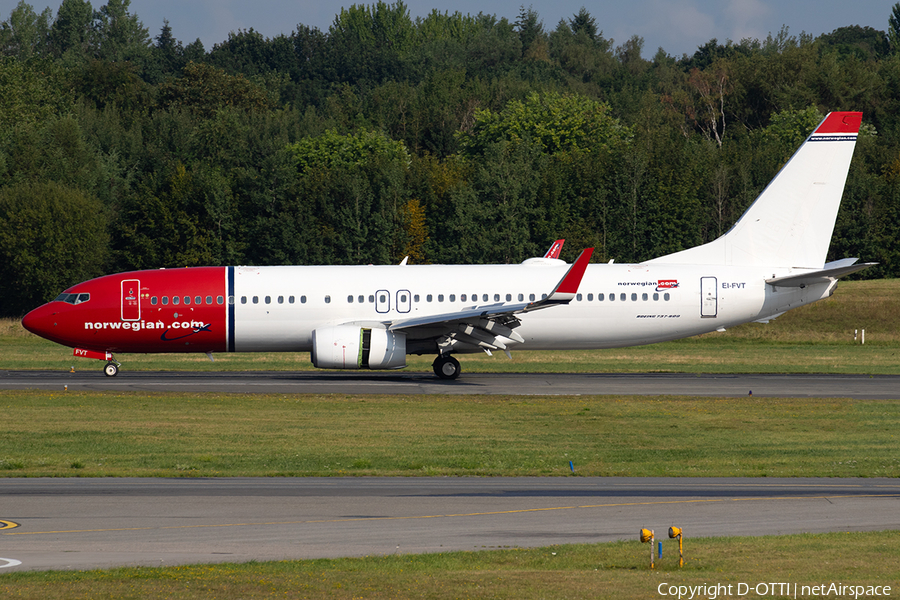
432, 355, 460, 380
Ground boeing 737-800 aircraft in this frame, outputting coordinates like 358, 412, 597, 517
22, 112, 872, 379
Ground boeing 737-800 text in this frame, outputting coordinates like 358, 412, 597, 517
22, 112, 872, 379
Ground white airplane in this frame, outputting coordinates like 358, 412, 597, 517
22, 112, 872, 379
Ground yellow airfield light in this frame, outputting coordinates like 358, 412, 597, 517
640, 528, 655, 569
669, 526, 684, 567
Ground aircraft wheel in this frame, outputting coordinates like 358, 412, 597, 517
432, 355, 461, 380
103, 362, 119, 377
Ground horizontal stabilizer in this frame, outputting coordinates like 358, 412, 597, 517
766, 259, 876, 288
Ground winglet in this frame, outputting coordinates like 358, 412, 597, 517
520, 248, 592, 312
552, 248, 593, 296
543, 239, 565, 259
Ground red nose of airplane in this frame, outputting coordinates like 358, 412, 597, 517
21, 303, 59, 341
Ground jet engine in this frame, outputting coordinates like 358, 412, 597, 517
311, 325, 406, 370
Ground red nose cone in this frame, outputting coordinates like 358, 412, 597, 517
22, 303, 58, 341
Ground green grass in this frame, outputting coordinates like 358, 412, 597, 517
5, 279, 900, 374
2, 390, 898, 477
1, 532, 898, 599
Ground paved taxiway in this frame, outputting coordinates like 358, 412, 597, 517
2, 477, 899, 572
3, 370, 900, 398
2, 371, 898, 572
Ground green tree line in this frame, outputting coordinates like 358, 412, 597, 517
1, 0, 900, 316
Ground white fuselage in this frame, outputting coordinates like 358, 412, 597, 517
231, 261, 834, 353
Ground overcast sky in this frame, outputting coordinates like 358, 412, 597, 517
5, 0, 896, 58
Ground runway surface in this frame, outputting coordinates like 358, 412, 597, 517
2, 477, 899, 572
3, 370, 900, 398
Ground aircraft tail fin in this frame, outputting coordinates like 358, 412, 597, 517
649, 111, 862, 269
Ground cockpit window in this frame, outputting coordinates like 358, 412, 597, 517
54, 293, 90, 305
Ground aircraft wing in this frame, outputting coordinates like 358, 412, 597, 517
387, 248, 593, 352
766, 259, 876, 288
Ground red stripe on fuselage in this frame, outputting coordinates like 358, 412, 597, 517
22, 267, 228, 353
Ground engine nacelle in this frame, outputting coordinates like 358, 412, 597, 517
311, 325, 407, 370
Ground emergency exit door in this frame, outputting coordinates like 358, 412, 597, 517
700, 277, 717, 317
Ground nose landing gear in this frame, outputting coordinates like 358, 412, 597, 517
72, 348, 121, 376
103, 361, 120, 377
432, 355, 461, 380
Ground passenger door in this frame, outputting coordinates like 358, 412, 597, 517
121, 278, 141, 321
700, 277, 717, 318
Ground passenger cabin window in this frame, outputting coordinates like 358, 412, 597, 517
288, 296, 295, 304
217, 296, 224, 305
162, 296, 169, 305
278, 296, 284, 304
195, 296, 202, 304
151, 296, 158, 305
183, 296, 191, 305
265, 296, 271, 304
172, 296, 180, 305
325, 296, 331, 304
241, 296, 247, 304
461, 294, 467, 302
449, 294, 456, 302
598, 293, 605, 301
301, 296, 307, 304
252, 296, 259, 304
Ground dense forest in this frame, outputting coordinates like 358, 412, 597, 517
1, 0, 900, 316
